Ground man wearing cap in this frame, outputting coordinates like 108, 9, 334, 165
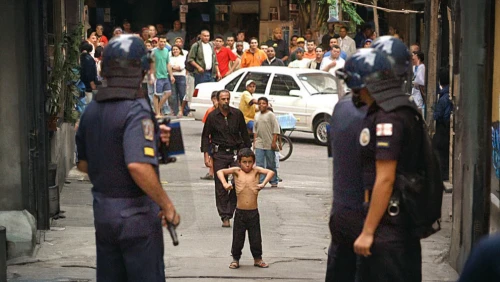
167, 20, 186, 47
261, 47, 285, 66
288, 48, 310, 69
239, 80, 259, 132
354, 24, 374, 48
289, 37, 306, 61
363, 38, 373, 48
320, 44, 345, 76
113, 27, 123, 38
241, 38, 267, 68
265, 28, 289, 63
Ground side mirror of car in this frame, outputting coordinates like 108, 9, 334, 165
289, 90, 303, 97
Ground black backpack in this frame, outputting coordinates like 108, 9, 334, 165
395, 109, 444, 239
379, 96, 444, 239
185, 42, 199, 73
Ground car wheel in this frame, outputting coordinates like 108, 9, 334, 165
313, 116, 330, 146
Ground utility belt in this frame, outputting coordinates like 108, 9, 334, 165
212, 144, 239, 154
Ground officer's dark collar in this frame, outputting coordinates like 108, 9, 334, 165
368, 78, 419, 113
95, 77, 145, 102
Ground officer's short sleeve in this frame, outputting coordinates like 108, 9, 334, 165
375, 111, 405, 161
123, 101, 158, 166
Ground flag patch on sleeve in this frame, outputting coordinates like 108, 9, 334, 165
376, 123, 393, 136
142, 119, 154, 141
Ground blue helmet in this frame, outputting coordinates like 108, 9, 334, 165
371, 36, 411, 78
101, 34, 150, 78
338, 48, 394, 90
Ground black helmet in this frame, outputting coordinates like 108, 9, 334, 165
337, 48, 394, 91
371, 36, 411, 78
101, 34, 150, 78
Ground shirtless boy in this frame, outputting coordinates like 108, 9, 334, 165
216, 148, 275, 269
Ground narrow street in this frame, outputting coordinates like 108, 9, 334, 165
7, 119, 459, 281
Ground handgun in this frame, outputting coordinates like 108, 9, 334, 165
157, 117, 179, 246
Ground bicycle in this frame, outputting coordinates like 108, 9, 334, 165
276, 113, 296, 162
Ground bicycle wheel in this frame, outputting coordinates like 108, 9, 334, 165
279, 135, 293, 161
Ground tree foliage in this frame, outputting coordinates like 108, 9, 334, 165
297, 0, 364, 33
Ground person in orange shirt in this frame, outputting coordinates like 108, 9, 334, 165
303, 40, 316, 60
241, 38, 267, 68
200, 91, 219, 180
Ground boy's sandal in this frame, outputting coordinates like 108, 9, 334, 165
254, 261, 269, 268
229, 261, 240, 269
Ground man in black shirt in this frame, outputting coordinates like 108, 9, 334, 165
201, 90, 252, 227
80, 41, 98, 104
265, 27, 289, 63
261, 47, 285, 66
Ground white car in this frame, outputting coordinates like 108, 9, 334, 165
190, 66, 339, 145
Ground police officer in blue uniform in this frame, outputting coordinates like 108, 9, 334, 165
76, 34, 180, 282
344, 46, 423, 280
324, 88, 367, 280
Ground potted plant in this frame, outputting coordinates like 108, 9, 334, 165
46, 24, 84, 130
63, 25, 84, 124
46, 38, 65, 131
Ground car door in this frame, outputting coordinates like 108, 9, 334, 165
231, 71, 271, 108
268, 73, 309, 129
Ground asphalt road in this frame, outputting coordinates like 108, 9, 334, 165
7, 119, 458, 281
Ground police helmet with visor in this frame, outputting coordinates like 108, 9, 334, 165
336, 48, 394, 91
371, 36, 411, 78
101, 34, 151, 78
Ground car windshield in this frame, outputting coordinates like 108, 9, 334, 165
297, 73, 338, 95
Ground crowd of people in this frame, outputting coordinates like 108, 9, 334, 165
78, 21, 393, 118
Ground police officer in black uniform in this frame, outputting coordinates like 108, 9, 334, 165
324, 91, 367, 280
342, 45, 423, 281
201, 89, 252, 227
76, 34, 180, 282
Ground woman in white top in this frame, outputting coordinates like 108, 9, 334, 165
411, 51, 426, 110
169, 45, 188, 117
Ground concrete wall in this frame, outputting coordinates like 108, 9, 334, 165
50, 123, 76, 190
0, 0, 29, 211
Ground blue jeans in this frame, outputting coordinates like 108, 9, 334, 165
255, 148, 278, 185
170, 75, 186, 115
194, 70, 214, 86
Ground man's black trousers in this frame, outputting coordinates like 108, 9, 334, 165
212, 151, 237, 221
231, 208, 263, 260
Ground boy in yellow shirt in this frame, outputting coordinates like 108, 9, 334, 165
239, 80, 258, 133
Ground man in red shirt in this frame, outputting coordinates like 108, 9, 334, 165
214, 34, 240, 78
